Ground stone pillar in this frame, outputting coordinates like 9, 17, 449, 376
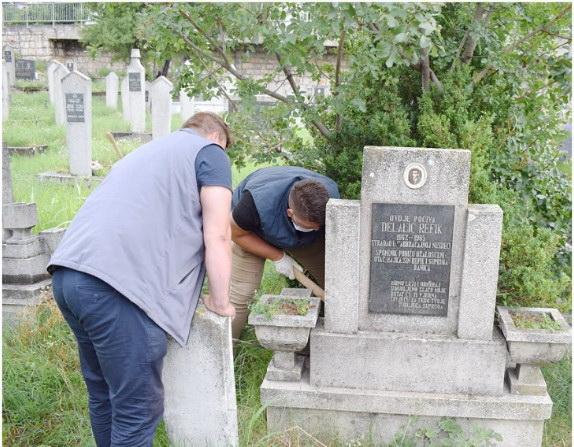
457, 205, 503, 340
324, 199, 361, 334
3, 44, 15, 87
151, 76, 173, 140
180, 89, 194, 123
2, 146, 13, 205
105, 72, 119, 109
47, 60, 61, 105
54, 64, 70, 125
2, 64, 10, 122
163, 303, 238, 447
121, 75, 130, 122
62, 70, 92, 177
127, 49, 146, 132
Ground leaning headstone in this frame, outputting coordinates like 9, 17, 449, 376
180, 89, 194, 123
2, 64, 10, 121
15, 59, 36, 80
2, 202, 51, 325
150, 76, 173, 140
47, 60, 61, 104
127, 49, 145, 132
163, 303, 238, 447
3, 44, 15, 86
121, 75, 130, 122
54, 64, 70, 125
105, 71, 119, 109
62, 70, 92, 177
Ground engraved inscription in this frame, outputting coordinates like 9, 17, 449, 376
15, 59, 35, 80
65, 93, 85, 123
369, 203, 454, 316
129, 72, 141, 92
4, 50, 12, 63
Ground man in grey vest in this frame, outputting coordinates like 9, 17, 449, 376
230, 166, 339, 339
48, 112, 235, 447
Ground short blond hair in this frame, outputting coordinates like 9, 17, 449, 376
182, 112, 231, 148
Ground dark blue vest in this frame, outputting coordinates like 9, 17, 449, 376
232, 166, 339, 249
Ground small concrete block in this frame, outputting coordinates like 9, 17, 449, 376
508, 365, 547, 396
3, 253, 50, 284
39, 227, 66, 256
2, 202, 37, 229
280, 288, 312, 297
310, 321, 507, 395
458, 205, 503, 340
2, 237, 43, 258
324, 199, 360, 334
162, 303, 238, 447
267, 355, 305, 382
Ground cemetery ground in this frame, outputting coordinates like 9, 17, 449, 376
2, 89, 571, 447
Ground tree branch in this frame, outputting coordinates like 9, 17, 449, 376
460, 3, 492, 64
335, 28, 346, 133
420, 48, 431, 91
473, 4, 571, 84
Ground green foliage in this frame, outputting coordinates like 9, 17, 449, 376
250, 297, 311, 319
509, 310, 563, 331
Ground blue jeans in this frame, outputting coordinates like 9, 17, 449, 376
52, 267, 167, 447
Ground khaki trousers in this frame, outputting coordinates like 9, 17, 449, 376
230, 237, 325, 340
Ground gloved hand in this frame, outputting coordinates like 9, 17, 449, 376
272, 253, 302, 280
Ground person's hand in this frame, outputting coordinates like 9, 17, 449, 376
203, 295, 236, 318
272, 253, 302, 280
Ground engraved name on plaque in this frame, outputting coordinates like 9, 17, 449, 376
65, 93, 85, 123
129, 72, 141, 92
369, 203, 455, 316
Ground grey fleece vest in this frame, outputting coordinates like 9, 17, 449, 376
49, 128, 214, 346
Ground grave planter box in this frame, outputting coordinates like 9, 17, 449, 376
497, 306, 571, 364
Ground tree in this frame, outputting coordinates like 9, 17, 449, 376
83, 3, 572, 309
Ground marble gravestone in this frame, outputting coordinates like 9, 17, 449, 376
180, 89, 194, 123
150, 76, 173, 140
47, 60, 62, 105
53, 64, 70, 125
62, 71, 92, 177
121, 75, 130, 122
127, 49, 145, 133
3, 64, 10, 121
3, 44, 15, 86
105, 71, 119, 109
262, 146, 554, 447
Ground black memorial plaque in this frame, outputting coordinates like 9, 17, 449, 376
4, 50, 12, 63
65, 93, 85, 123
369, 203, 455, 316
129, 72, 141, 92
15, 59, 35, 80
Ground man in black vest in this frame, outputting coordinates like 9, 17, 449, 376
230, 166, 339, 339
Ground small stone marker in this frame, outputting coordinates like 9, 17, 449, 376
3, 44, 15, 86
163, 303, 238, 446
54, 64, 70, 125
127, 49, 145, 132
150, 76, 173, 140
2, 64, 10, 121
121, 75, 130, 122
15, 59, 36, 80
180, 89, 194, 122
105, 71, 119, 109
47, 60, 61, 104
62, 70, 92, 177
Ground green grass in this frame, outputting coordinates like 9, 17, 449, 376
2, 89, 572, 447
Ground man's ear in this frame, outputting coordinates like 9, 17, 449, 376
286, 208, 294, 218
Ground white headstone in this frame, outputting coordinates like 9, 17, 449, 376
180, 89, 194, 123
2, 64, 10, 121
121, 75, 130, 122
54, 64, 70, 125
61, 71, 92, 177
105, 72, 119, 109
47, 60, 62, 104
3, 44, 15, 87
127, 49, 145, 132
163, 304, 238, 447
150, 76, 173, 140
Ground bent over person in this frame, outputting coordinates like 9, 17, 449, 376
230, 166, 339, 339
48, 112, 235, 447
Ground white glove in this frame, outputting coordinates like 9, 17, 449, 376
273, 253, 301, 280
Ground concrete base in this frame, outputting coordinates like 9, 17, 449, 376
267, 354, 305, 382
508, 365, 547, 396
311, 321, 508, 395
6, 145, 47, 156
37, 172, 103, 184
261, 371, 552, 447
111, 131, 152, 144
2, 252, 50, 284
2, 279, 51, 326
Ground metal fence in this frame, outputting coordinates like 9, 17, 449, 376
3, 3, 90, 25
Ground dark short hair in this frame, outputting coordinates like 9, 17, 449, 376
288, 179, 330, 225
182, 112, 232, 148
